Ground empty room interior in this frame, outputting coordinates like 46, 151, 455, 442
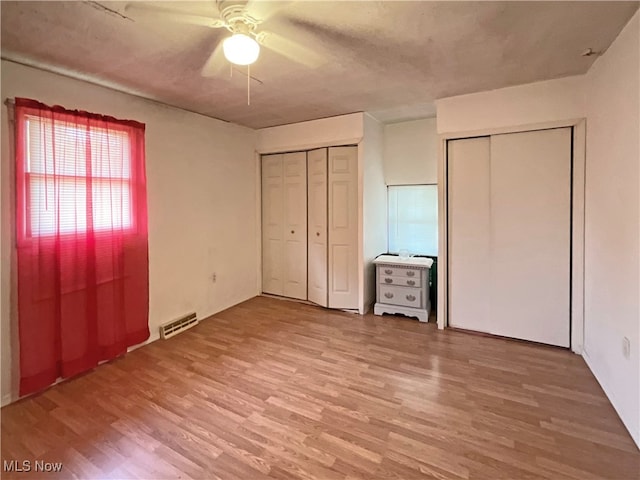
1, 0, 639, 478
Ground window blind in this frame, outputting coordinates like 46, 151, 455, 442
388, 184, 438, 256
25, 115, 132, 236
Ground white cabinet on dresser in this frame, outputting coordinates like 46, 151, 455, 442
373, 255, 434, 322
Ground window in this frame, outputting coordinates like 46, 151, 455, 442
14, 97, 149, 397
388, 185, 438, 256
24, 115, 132, 237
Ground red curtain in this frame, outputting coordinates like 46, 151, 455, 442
14, 98, 149, 396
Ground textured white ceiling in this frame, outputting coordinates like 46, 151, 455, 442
1, 1, 638, 128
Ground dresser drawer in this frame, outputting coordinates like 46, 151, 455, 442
379, 285, 423, 308
379, 274, 422, 288
377, 265, 421, 279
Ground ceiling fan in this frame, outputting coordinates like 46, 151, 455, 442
124, 0, 328, 78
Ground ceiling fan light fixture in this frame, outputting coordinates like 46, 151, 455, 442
223, 33, 260, 65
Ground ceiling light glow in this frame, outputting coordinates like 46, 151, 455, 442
223, 33, 260, 66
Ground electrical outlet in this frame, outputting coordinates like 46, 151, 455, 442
623, 337, 630, 359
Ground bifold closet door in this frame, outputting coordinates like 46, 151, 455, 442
262, 152, 307, 300
328, 146, 358, 309
262, 154, 285, 296
307, 148, 328, 307
282, 152, 308, 300
448, 128, 571, 347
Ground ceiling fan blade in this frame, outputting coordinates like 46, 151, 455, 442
257, 31, 327, 68
201, 43, 228, 77
245, 0, 294, 22
230, 67, 265, 85
125, 3, 226, 28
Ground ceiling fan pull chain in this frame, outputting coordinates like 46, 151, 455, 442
247, 64, 251, 106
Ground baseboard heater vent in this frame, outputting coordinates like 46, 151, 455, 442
160, 312, 198, 339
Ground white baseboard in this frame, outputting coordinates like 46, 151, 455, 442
1, 392, 13, 407
582, 349, 640, 449
362, 300, 374, 315
129, 331, 160, 350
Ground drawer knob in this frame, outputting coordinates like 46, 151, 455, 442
406, 271, 415, 277
316, 232, 320, 236
384, 269, 393, 274
384, 292, 394, 299
407, 280, 416, 286
384, 278, 392, 284
291, 230, 295, 234
406, 294, 416, 302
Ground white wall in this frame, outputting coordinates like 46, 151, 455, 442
436, 75, 586, 134
362, 114, 387, 312
0, 61, 258, 405
435, 13, 640, 447
583, 11, 640, 447
384, 118, 438, 185
256, 113, 364, 153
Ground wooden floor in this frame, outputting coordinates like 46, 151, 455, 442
2, 296, 639, 480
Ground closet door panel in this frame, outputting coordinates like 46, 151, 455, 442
262, 155, 284, 295
307, 148, 328, 307
328, 146, 358, 309
283, 152, 308, 300
490, 128, 571, 347
331, 245, 350, 292
447, 137, 491, 331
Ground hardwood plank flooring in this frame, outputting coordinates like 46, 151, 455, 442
2, 296, 638, 479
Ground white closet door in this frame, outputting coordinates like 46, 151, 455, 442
262, 154, 284, 296
307, 148, 328, 307
328, 146, 358, 309
448, 137, 492, 332
282, 152, 308, 300
489, 128, 571, 347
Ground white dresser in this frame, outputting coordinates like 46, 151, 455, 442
373, 255, 434, 322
